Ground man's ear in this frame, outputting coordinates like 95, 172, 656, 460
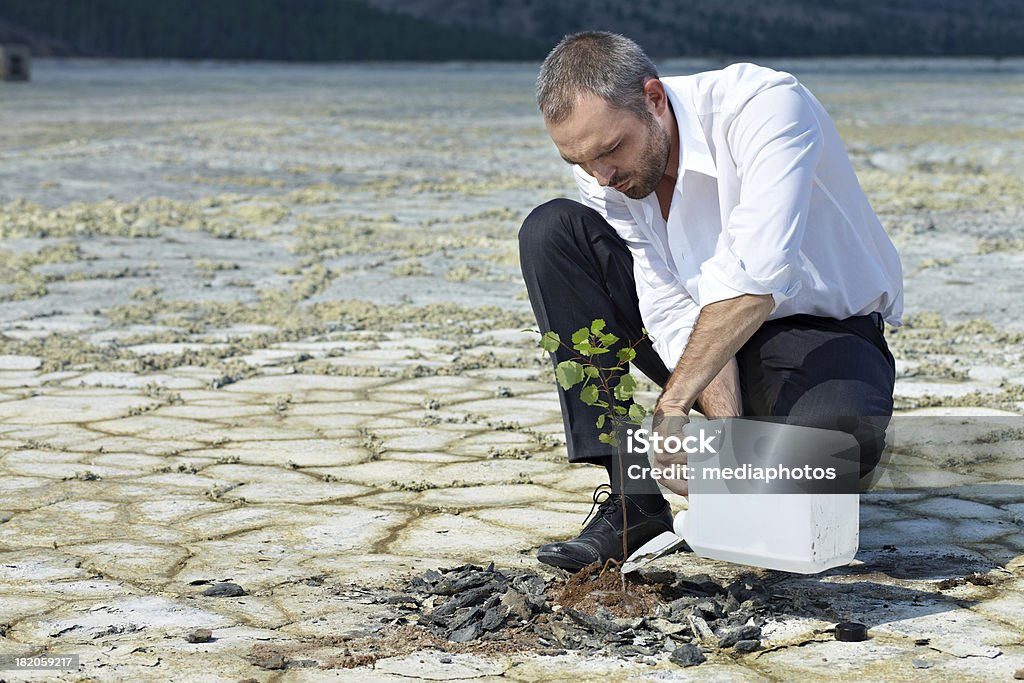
643, 78, 668, 116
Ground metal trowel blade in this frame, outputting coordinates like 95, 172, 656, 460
621, 531, 688, 574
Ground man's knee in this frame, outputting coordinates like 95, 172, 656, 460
779, 387, 891, 482
518, 198, 599, 257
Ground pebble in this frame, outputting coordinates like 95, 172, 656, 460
718, 624, 762, 648
733, 639, 760, 653
185, 628, 214, 643
202, 582, 247, 597
1014, 668, 1024, 680
911, 658, 933, 669
449, 622, 482, 642
250, 653, 287, 670
669, 644, 706, 667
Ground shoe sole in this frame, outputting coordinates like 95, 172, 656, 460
536, 523, 675, 572
535, 549, 601, 572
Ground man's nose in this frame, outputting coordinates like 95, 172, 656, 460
592, 163, 616, 186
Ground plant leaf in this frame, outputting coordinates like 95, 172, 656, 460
598, 332, 619, 347
596, 414, 606, 429
539, 331, 560, 353
583, 366, 600, 378
580, 384, 599, 405
616, 347, 636, 363
555, 360, 584, 390
574, 343, 594, 356
613, 373, 637, 401
628, 403, 647, 423
614, 405, 627, 415
590, 319, 606, 334
571, 327, 591, 345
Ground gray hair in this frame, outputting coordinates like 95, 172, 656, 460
536, 31, 659, 125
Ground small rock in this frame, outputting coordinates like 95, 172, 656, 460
1014, 668, 1024, 680
912, 658, 933, 669
449, 622, 483, 642
512, 574, 547, 596
669, 644, 706, 667
733, 639, 760, 653
965, 572, 994, 586
687, 615, 717, 645
202, 582, 246, 597
495, 386, 514, 397
679, 574, 722, 595
500, 588, 533, 621
185, 628, 213, 643
564, 608, 625, 634
697, 600, 722, 621
250, 653, 287, 670
648, 618, 687, 636
439, 655, 452, 664
638, 568, 676, 586
718, 624, 762, 648
446, 606, 482, 633
480, 606, 507, 631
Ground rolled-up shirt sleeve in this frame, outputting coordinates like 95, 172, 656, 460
574, 166, 700, 369
698, 81, 822, 311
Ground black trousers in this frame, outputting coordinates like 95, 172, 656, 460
519, 198, 896, 479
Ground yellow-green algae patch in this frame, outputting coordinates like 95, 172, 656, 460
858, 169, 1024, 213
838, 123, 1024, 149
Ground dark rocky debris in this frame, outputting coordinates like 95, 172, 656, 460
363, 562, 777, 664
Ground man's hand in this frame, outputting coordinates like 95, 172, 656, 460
651, 409, 691, 496
649, 293, 773, 497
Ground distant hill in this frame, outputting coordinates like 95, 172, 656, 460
0, 0, 546, 61
365, 0, 1024, 58
1, 0, 1022, 61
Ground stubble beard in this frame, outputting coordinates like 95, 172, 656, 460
620, 116, 671, 200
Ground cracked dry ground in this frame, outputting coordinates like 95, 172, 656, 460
1, 59, 1024, 681
1, 334, 1023, 682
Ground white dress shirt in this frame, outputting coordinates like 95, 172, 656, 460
573, 63, 904, 371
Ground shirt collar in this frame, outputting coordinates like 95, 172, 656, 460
663, 77, 717, 180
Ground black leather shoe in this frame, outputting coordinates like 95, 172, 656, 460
537, 484, 673, 571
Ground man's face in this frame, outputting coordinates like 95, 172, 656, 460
546, 91, 671, 200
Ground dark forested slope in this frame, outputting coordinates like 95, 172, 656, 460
1, 0, 1021, 60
